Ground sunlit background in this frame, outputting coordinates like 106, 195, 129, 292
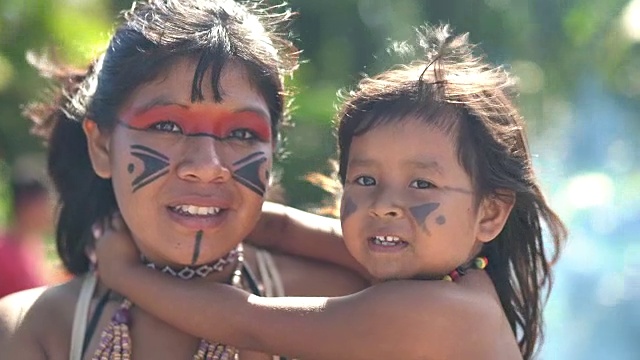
1, 1, 638, 358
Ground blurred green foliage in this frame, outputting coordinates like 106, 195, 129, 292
0, 0, 638, 211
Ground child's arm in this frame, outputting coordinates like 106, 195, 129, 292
96, 218, 503, 359
246, 201, 370, 279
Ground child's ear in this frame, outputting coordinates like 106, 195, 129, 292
476, 190, 515, 243
83, 119, 112, 179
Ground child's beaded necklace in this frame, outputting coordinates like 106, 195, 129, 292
443, 256, 489, 281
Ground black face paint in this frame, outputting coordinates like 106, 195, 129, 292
191, 230, 203, 265
232, 151, 267, 196
436, 215, 446, 225
409, 202, 440, 233
130, 145, 170, 192
341, 196, 358, 220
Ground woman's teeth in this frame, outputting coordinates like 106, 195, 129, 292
171, 205, 221, 216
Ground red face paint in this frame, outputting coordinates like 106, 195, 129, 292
120, 104, 272, 141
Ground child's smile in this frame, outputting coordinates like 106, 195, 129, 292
340, 117, 484, 281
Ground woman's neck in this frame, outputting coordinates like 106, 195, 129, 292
139, 248, 242, 285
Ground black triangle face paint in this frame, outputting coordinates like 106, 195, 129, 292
409, 202, 440, 235
341, 196, 358, 220
232, 151, 268, 196
129, 144, 170, 192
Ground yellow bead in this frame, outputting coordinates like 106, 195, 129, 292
475, 257, 488, 269
443, 275, 453, 281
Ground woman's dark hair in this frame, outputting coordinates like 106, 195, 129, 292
336, 25, 567, 359
24, 0, 297, 276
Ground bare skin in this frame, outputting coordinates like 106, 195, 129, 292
0, 243, 367, 360
247, 201, 370, 280
92, 219, 520, 359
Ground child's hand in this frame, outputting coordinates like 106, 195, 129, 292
93, 213, 140, 288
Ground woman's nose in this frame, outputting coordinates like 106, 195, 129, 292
175, 137, 231, 183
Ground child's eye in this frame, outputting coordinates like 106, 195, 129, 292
228, 129, 257, 140
409, 179, 435, 189
355, 175, 376, 186
151, 121, 182, 133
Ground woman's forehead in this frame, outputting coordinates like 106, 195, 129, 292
119, 58, 268, 116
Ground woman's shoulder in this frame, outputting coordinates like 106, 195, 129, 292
0, 276, 84, 348
243, 244, 368, 297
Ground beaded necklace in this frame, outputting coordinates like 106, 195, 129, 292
142, 249, 239, 280
442, 256, 488, 281
92, 245, 245, 360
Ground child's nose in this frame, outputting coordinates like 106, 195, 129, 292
175, 137, 231, 183
368, 190, 405, 219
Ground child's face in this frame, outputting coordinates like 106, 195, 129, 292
340, 118, 487, 281
87, 58, 273, 266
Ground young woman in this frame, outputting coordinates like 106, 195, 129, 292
0, 1, 367, 359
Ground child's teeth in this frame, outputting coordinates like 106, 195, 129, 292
373, 236, 403, 246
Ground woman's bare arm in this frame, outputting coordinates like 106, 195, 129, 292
246, 202, 370, 279
0, 289, 50, 360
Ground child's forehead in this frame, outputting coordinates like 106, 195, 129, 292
351, 121, 454, 157
357, 115, 457, 140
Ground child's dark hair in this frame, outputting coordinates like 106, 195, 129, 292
24, 0, 297, 276
336, 25, 567, 359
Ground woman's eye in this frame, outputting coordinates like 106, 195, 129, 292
151, 121, 182, 133
355, 176, 376, 186
228, 129, 257, 140
409, 179, 435, 189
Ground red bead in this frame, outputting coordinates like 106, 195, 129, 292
450, 270, 460, 281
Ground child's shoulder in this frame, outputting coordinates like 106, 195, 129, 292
368, 270, 502, 316
336, 271, 521, 359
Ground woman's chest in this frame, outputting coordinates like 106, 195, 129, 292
76, 301, 274, 360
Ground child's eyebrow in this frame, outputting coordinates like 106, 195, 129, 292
348, 158, 379, 168
403, 159, 443, 175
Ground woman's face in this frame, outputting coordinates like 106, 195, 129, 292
87, 58, 273, 266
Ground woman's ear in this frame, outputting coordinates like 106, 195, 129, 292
476, 190, 515, 243
83, 119, 112, 179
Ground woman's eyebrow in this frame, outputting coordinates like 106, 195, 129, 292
130, 98, 188, 116
232, 106, 270, 122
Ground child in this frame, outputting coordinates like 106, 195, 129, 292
96, 24, 567, 359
